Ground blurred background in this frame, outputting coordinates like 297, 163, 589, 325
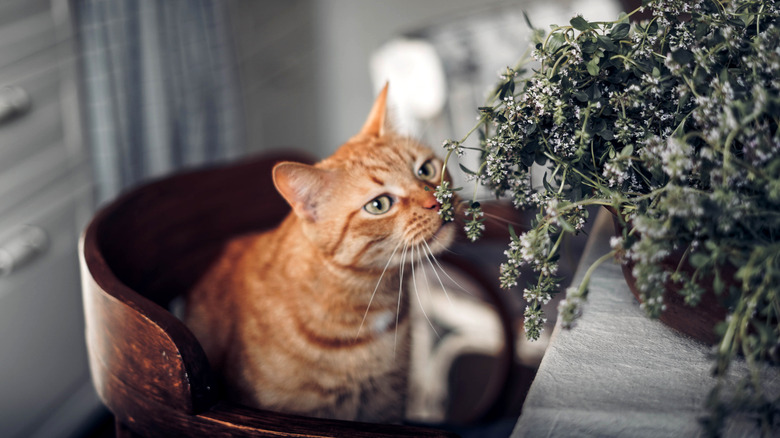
0, 0, 631, 437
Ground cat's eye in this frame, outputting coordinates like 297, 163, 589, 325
364, 195, 393, 215
417, 160, 437, 180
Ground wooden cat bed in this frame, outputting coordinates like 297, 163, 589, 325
79, 151, 515, 437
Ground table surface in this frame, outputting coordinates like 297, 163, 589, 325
512, 210, 779, 438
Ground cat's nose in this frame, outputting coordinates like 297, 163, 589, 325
423, 196, 440, 211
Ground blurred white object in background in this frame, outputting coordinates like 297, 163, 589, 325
370, 38, 447, 136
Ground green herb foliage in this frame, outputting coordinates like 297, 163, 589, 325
439, 0, 780, 434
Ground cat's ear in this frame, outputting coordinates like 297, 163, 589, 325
357, 82, 389, 138
272, 162, 331, 222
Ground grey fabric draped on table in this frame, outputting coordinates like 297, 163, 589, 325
74, 0, 243, 205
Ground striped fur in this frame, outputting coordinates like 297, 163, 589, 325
185, 85, 456, 422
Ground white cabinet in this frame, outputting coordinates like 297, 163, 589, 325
0, 1, 99, 437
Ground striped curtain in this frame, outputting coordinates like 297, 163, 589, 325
74, 0, 244, 205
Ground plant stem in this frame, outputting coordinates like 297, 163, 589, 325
548, 231, 566, 261
576, 249, 618, 297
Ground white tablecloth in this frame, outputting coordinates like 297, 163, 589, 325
512, 210, 779, 438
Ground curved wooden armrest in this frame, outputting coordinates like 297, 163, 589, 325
80, 151, 464, 437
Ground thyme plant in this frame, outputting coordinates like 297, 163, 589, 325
437, 0, 780, 434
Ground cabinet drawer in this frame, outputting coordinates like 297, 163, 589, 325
0, 0, 49, 30
0, 176, 92, 438
0, 8, 56, 72
0, 98, 63, 177
0, 41, 68, 180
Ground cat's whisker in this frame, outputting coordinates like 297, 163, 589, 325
395, 242, 409, 355
421, 242, 454, 307
428, 229, 455, 253
431, 233, 464, 258
356, 240, 403, 341
417, 246, 433, 302
410, 245, 440, 338
483, 211, 524, 228
422, 240, 474, 297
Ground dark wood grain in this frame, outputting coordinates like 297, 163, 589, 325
80, 151, 475, 437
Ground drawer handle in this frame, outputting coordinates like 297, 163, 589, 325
0, 85, 31, 125
0, 226, 48, 277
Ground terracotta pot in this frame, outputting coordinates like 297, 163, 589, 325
610, 211, 729, 345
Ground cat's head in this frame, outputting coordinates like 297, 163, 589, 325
272, 84, 457, 271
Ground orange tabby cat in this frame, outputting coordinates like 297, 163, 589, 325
185, 84, 457, 422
